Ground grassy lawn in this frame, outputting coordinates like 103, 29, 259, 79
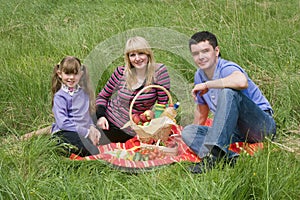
1, 0, 299, 199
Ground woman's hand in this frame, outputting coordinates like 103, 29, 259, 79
88, 126, 101, 146
97, 117, 109, 130
192, 83, 208, 99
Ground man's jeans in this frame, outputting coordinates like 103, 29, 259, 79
182, 89, 276, 159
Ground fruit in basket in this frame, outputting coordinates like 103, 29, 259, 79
139, 113, 148, 123
143, 121, 150, 126
132, 113, 141, 125
139, 110, 154, 123
143, 110, 155, 121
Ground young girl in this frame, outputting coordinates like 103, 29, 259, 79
51, 56, 100, 156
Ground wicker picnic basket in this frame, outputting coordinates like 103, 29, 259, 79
128, 85, 176, 143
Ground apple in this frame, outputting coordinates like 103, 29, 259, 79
143, 121, 150, 126
143, 110, 155, 121
132, 113, 141, 125
139, 113, 148, 123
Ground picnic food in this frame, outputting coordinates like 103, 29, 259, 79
132, 110, 155, 125
122, 85, 176, 143
133, 147, 165, 161
143, 110, 155, 121
139, 113, 148, 123
140, 110, 154, 123
132, 113, 142, 125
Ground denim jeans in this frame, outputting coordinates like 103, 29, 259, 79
182, 88, 276, 159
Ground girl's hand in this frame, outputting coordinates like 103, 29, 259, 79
88, 126, 101, 146
97, 117, 109, 130
192, 83, 208, 99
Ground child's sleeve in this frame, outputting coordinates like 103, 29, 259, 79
53, 94, 89, 137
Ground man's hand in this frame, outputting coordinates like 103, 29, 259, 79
192, 83, 208, 99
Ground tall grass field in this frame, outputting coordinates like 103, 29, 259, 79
1, 0, 300, 199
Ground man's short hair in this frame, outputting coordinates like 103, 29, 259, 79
189, 31, 221, 57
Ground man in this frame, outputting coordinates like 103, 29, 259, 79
182, 31, 276, 174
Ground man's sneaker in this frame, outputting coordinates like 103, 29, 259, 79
188, 156, 217, 174
224, 155, 239, 168
188, 155, 239, 174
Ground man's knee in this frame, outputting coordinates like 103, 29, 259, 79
221, 88, 238, 97
181, 124, 198, 143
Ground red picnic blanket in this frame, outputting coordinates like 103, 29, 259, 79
70, 125, 200, 171
70, 119, 263, 171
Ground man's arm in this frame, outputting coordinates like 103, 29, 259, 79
192, 71, 248, 97
208, 71, 248, 90
193, 104, 209, 125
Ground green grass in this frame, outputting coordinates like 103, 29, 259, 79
1, 0, 300, 199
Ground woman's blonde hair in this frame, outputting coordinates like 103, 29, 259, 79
124, 36, 156, 90
51, 56, 95, 113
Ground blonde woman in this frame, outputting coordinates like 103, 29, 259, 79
96, 36, 170, 144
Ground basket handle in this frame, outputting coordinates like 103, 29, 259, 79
129, 85, 173, 124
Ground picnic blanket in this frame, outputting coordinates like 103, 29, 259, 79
70, 119, 263, 171
70, 125, 200, 171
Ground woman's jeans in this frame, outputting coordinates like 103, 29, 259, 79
182, 89, 276, 159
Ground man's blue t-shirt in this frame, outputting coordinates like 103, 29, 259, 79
195, 58, 273, 114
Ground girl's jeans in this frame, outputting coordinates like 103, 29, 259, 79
182, 89, 276, 159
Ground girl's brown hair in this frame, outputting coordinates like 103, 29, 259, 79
124, 36, 156, 90
51, 56, 95, 113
